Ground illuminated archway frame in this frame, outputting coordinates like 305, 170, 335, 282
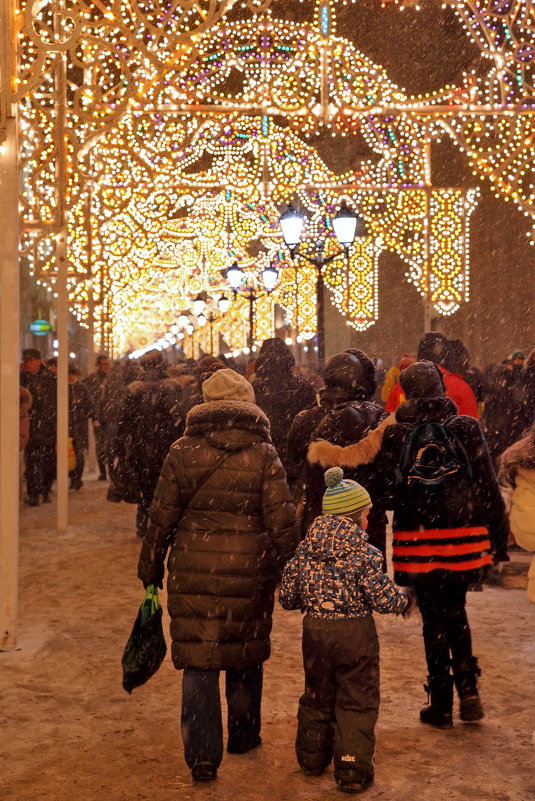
30, 108, 478, 353
14, 0, 532, 353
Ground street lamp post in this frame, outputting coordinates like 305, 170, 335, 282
278, 201, 366, 363
191, 292, 231, 356
221, 262, 279, 352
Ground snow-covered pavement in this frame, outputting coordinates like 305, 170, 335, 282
2, 476, 534, 801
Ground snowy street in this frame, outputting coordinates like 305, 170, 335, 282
2, 476, 534, 801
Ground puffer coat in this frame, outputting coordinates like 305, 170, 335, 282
138, 400, 299, 671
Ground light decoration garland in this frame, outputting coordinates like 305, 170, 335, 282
15, 0, 530, 354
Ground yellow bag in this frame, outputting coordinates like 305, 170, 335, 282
67, 437, 76, 472
56, 437, 76, 472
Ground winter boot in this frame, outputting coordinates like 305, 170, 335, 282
453, 657, 484, 722
420, 673, 454, 729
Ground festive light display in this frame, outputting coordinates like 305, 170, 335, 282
13, 0, 534, 354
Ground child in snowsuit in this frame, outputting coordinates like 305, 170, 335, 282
280, 467, 413, 795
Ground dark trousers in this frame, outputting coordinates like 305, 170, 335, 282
296, 616, 379, 783
135, 477, 159, 538
24, 439, 56, 500
415, 576, 473, 679
94, 424, 107, 477
181, 666, 263, 769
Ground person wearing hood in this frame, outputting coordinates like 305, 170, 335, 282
499, 422, 535, 603
137, 368, 298, 783
253, 337, 316, 476
280, 467, 412, 795
385, 333, 478, 418
113, 350, 183, 537
308, 361, 509, 730
287, 349, 388, 562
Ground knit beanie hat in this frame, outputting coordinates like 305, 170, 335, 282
202, 368, 255, 404
322, 467, 371, 516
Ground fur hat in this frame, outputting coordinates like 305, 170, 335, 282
323, 349, 376, 399
400, 360, 445, 399
202, 368, 255, 404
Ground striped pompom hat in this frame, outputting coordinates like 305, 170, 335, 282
322, 467, 372, 515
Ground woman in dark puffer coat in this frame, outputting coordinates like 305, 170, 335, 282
287, 349, 388, 563
308, 361, 509, 731
138, 368, 298, 783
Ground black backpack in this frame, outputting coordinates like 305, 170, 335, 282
395, 419, 473, 491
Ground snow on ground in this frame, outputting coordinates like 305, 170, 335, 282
1, 476, 534, 801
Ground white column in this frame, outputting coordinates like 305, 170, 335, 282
0, 0, 20, 649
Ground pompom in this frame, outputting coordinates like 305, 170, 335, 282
324, 466, 344, 487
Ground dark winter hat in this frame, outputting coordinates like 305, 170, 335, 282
22, 348, 41, 361
511, 350, 525, 360
139, 349, 165, 367
417, 333, 448, 366
255, 337, 295, 377
444, 339, 469, 373
323, 349, 376, 399
400, 360, 445, 400
68, 363, 80, 376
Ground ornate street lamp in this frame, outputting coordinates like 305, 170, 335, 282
221, 261, 277, 351
278, 200, 366, 363
192, 292, 206, 316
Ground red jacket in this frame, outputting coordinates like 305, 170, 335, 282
385, 366, 478, 418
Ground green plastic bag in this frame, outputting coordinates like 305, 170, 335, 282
122, 585, 167, 693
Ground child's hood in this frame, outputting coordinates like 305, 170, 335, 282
304, 515, 365, 561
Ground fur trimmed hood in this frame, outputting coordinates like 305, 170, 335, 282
185, 400, 271, 450
307, 413, 396, 468
499, 425, 535, 484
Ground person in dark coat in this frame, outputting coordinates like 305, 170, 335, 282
253, 338, 316, 478
137, 368, 298, 782
83, 354, 111, 480
482, 364, 527, 466
67, 365, 95, 490
100, 361, 142, 496
113, 350, 183, 537
523, 347, 535, 428
20, 348, 57, 505
308, 361, 509, 730
287, 349, 388, 563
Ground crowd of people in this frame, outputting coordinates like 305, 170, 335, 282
18, 333, 535, 794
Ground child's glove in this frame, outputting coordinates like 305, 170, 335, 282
401, 588, 417, 618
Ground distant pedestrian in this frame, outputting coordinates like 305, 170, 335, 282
20, 348, 56, 506
84, 354, 111, 480
385, 333, 478, 418
114, 350, 183, 538
280, 467, 412, 795
253, 338, 316, 478
137, 368, 298, 782
68, 365, 95, 490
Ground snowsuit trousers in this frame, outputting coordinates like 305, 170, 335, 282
415, 575, 472, 680
181, 665, 263, 770
24, 439, 56, 501
296, 615, 379, 784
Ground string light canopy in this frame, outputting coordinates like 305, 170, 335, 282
13, 0, 534, 354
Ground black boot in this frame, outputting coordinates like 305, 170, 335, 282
420, 673, 454, 729
453, 657, 484, 722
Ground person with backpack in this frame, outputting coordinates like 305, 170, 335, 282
308, 361, 509, 729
